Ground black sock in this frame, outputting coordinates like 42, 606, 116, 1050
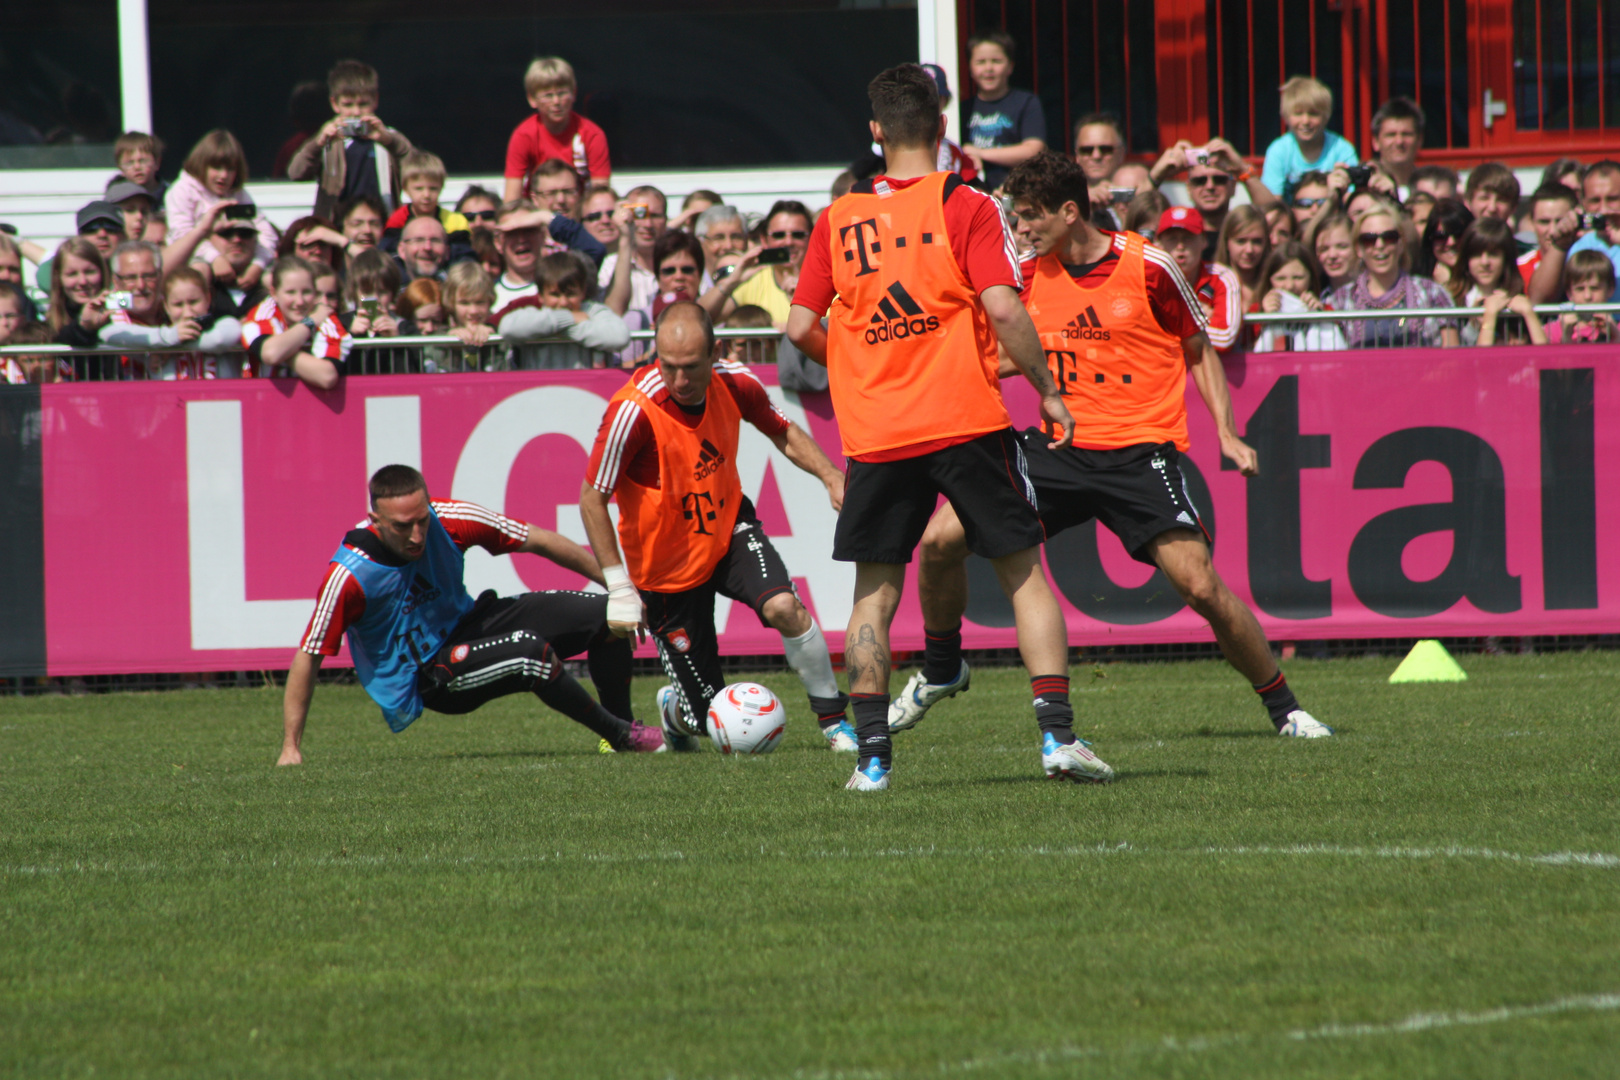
586, 632, 635, 723
809, 692, 850, 732
849, 693, 891, 768
1031, 674, 1075, 744
920, 623, 963, 685
534, 660, 633, 746
1253, 670, 1300, 730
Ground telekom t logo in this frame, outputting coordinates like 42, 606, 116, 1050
838, 218, 882, 277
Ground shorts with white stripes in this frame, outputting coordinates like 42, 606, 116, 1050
1017, 434, 1211, 567
642, 499, 796, 735
418, 590, 617, 715
832, 427, 1046, 563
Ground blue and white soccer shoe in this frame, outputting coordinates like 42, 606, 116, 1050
846, 756, 891, 791
657, 685, 703, 752
822, 719, 859, 753
1040, 731, 1114, 784
1278, 709, 1333, 737
888, 660, 971, 732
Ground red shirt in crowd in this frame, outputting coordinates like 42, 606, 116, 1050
240, 296, 352, 376
299, 500, 528, 656
1517, 247, 1541, 289
504, 113, 611, 195
1194, 261, 1243, 352
586, 360, 790, 495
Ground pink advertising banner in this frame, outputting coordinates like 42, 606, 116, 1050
37, 349, 1616, 676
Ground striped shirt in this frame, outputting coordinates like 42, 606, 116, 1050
299, 500, 528, 656
1194, 261, 1244, 352
240, 296, 352, 378
586, 359, 790, 495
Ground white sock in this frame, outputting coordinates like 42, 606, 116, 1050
782, 622, 840, 699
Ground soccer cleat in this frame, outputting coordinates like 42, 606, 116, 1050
1278, 709, 1333, 738
658, 685, 703, 752
624, 721, 669, 753
821, 720, 859, 753
888, 661, 971, 732
1041, 731, 1114, 784
846, 756, 890, 791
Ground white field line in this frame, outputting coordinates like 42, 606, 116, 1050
755, 992, 1620, 1080
3, 842, 1615, 878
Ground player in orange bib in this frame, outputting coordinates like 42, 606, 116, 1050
787, 65, 1114, 790
579, 302, 854, 751
895, 151, 1331, 739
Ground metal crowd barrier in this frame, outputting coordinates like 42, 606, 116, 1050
5, 310, 1620, 379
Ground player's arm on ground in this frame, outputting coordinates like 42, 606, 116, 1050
1184, 332, 1258, 476
279, 651, 322, 766
981, 284, 1073, 448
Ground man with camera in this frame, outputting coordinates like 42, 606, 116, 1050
718, 200, 813, 331
1528, 160, 1620, 303
1149, 137, 1279, 242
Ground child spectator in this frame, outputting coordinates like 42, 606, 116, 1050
1548, 249, 1618, 343
164, 129, 277, 289
1290, 170, 1335, 228
1464, 163, 1521, 225
383, 150, 470, 233
441, 261, 497, 347
504, 57, 611, 202
1265, 204, 1297, 246
340, 248, 404, 340
240, 256, 349, 387
1155, 206, 1243, 354
963, 32, 1047, 190
1519, 184, 1580, 288
1306, 210, 1359, 291
110, 132, 168, 241
1214, 204, 1271, 311
313, 267, 344, 318
395, 277, 443, 334
287, 60, 413, 220
45, 237, 110, 348
145, 267, 243, 379
498, 251, 629, 369
1262, 76, 1359, 203
1252, 241, 1346, 352
0, 322, 70, 384
719, 304, 776, 365
0, 281, 30, 345
1456, 217, 1546, 345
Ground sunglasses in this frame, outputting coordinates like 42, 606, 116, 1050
658, 264, 699, 276
1188, 175, 1229, 187
1293, 196, 1330, 209
1357, 229, 1401, 248
463, 209, 497, 222
582, 210, 611, 223
1077, 144, 1116, 156
768, 230, 808, 240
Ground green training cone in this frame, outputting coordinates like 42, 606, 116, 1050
1388, 639, 1468, 683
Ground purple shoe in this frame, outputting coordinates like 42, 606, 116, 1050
623, 721, 669, 753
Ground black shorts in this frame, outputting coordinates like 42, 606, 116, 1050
643, 499, 795, 733
1018, 432, 1210, 567
833, 427, 1045, 564
419, 589, 612, 715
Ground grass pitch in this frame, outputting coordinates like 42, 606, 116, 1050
3, 652, 1618, 1079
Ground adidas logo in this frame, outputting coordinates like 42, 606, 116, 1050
1061, 305, 1112, 341
864, 281, 940, 344
693, 437, 727, 481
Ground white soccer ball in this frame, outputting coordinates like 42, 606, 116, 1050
707, 682, 786, 755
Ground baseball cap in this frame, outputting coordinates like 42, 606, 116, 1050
76, 201, 126, 234
104, 180, 154, 205
1156, 206, 1206, 236
919, 63, 952, 102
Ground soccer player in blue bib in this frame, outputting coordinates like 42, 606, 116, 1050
278, 464, 666, 764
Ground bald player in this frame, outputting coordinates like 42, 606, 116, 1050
580, 301, 855, 751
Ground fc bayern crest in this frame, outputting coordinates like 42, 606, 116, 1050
665, 628, 692, 653
1110, 296, 1136, 319
451, 644, 470, 663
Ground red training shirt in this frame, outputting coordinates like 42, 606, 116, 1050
504, 113, 611, 193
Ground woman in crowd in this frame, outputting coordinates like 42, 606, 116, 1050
276, 216, 346, 270
1306, 210, 1359, 293
1419, 198, 1475, 298
45, 237, 111, 348
1326, 205, 1458, 348
1455, 217, 1547, 346
1214, 205, 1270, 311
164, 129, 278, 288
1264, 204, 1297, 247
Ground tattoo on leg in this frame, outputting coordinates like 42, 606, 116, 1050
844, 623, 888, 687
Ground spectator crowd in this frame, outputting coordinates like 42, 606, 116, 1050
4, 38, 1619, 386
